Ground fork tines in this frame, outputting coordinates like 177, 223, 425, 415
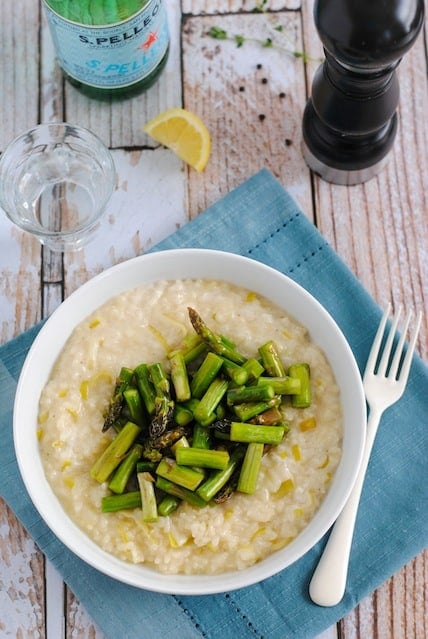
368, 304, 422, 380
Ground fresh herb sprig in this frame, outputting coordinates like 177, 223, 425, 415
252, 0, 269, 12
207, 0, 311, 62
208, 25, 309, 61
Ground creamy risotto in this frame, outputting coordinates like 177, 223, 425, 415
38, 279, 342, 575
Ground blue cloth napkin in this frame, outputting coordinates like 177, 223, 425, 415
1, 169, 427, 639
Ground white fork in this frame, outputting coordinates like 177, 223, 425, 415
309, 303, 422, 607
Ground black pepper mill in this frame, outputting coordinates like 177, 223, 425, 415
302, 0, 425, 185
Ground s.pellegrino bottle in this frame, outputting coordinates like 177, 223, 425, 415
42, 1, 170, 99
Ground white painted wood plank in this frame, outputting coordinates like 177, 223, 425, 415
45, 560, 65, 639
66, 592, 107, 638
0, 507, 45, 636
60, 147, 188, 295
0, 214, 41, 342
182, 11, 314, 218
314, 628, 338, 639
40, 6, 64, 124
182, 0, 302, 12
0, 3, 40, 149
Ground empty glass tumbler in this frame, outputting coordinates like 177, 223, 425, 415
0, 123, 116, 251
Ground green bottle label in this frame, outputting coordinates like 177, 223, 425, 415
43, 1, 169, 89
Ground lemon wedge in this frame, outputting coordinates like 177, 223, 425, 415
143, 108, 211, 172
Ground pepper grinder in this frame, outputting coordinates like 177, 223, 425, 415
302, 0, 425, 185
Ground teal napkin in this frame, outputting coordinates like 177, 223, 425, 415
1, 169, 426, 639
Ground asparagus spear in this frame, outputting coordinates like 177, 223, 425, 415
136, 460, 156, 473
90, 421, 141, 483
193, 377, 229, 426
196, 446, 245, 502
257, 376, 301, 395
232, 397, 281, 422
156, 457, 205, 491
101, 491, 142, 513
215, 402, 226, 420
190, 352, 224, 398
220, 357, 249, 386
192, 424, 211, 449
149, 362, 170, 396
102, 367, 134, 432
170, 435, 190, 456
173, 403, 194, 426
237, 442, 264, 494
242, 357, 265, 382
219, 334, 236, 350
137, 472, 158, 522
230, 422, 285, 445
227, 383, 275, 405
111, 414, 129, 433
181, 397, 200, 415
108, 443, 143, 494
168, 333, 206, 364
158, 494, 180, 516
134, 363, 156, 416
188, 308, 246, 364
148, 362, 174, 437
142, 425, 189, 462
123, 387, 147, 427
169, 351, 191, 402
213, 471, 240, 503
258, 340, 286, 377
155, 476, 207, 508
150, 396, 174, 437
175, 447, 230, 470
288, 363, 311, 408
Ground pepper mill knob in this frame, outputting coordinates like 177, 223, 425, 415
302, 0, 425, 185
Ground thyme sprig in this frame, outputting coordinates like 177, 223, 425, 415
252, 0, 269, 12
207, 25, 309, 61
207, 0, 312, 61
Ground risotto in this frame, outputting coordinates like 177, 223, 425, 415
38, 279, 342, 575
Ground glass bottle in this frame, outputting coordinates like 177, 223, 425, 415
42, 1, 170, 100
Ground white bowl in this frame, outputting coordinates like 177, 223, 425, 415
14, 249, 366, 595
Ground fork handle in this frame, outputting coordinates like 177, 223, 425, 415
309, 408, 382, 606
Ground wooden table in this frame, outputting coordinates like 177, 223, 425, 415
0, 1, 426, 637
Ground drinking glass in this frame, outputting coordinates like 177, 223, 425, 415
0, 123, 116, 251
